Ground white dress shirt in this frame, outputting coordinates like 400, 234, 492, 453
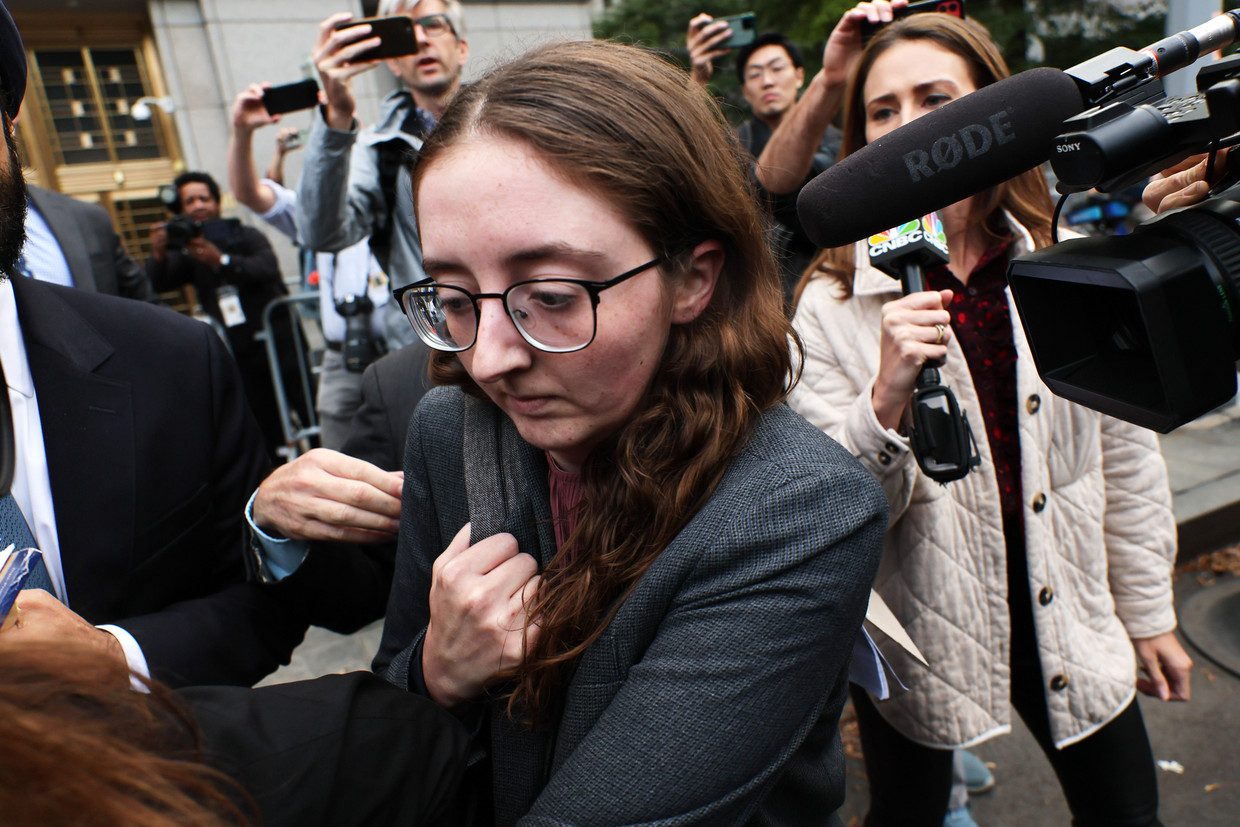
257, 179, 388, 342
0, 278, 149, 682
20, 201, 75, 287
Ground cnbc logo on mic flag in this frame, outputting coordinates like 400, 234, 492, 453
868, 215, 950, 259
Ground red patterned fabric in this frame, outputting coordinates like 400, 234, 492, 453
546, 457, 584, 555
925, 236, 1023, 518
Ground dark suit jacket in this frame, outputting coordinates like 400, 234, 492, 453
377, 388, 888, 826
26, 185, 157, 302
260, 341, 432, 634
11, 276, 306, 686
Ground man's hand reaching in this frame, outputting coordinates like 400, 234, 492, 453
253, 448, 404, 544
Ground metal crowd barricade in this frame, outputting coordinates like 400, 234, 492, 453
260, 291, 325, 461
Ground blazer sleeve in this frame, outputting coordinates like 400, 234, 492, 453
296, 111, 384, 254
521, 459, 887, 825
111, 231, 159, 303
372, 395, 442, 684
251, 350, 427, 635
1099, 414, 1178, 639
115, 325, 308, 687
86, 205, 157, 302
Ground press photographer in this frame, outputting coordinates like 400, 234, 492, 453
145, 171, 289, 460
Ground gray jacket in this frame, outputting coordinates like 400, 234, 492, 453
27, 185, 157, 302
297, 92, 428, 346
376, 387, 887, 825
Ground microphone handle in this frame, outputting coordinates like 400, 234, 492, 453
900, 260, 945, 371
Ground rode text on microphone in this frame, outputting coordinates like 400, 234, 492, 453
797, 10, 1240, 249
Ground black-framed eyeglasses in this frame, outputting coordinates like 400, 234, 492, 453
394, 256, 665, 354
413, 13, 454, 38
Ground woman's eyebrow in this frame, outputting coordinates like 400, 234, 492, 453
503, 243, 609, 269
423, 244, 610, 277
865, 79, 961, 107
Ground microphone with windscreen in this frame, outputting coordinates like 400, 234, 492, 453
798, 68, 1085, 250
798, 10, 1240, 249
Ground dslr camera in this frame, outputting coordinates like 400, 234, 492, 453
163, 213, 204, 252
1008, 54, 1240, 433
334, 293, 383, 373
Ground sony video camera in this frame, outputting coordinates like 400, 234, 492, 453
1051, 54, 1240, 195
1008, 59, 1240, 433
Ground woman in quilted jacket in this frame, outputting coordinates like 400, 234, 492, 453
788, 5, 1192, 826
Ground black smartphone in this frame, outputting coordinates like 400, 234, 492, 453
718, 12, 757, 50
859, 0, 966, 44
262, 79, 320, 116
333, 15, 418, 62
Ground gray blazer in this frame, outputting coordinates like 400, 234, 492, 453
376, 387, 886, 826
27, 185, 157, 302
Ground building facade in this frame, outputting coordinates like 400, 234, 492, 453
10, 0, 597, 275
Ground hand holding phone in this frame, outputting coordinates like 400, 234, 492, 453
262, 79, 320, 116
719, 12, 757, 50
314, 12, 387, 130
686, 14, 733, 85
332, 15, 418, 63
859, 0, 965, 44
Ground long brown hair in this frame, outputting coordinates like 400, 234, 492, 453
794, 14, 1055, 303
0, 641, 251, 826
412, 40, 797, 721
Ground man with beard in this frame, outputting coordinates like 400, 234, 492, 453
297, 0, 468, 348
0, 2, 306, 687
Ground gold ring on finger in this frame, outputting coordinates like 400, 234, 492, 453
935, 324, 945, 345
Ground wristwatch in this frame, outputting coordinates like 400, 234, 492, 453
219, 253, 232, 269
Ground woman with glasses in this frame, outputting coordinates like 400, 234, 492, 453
788, 6, 1188, 826
375, 39, 887, 825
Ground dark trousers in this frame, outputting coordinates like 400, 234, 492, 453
854, 518, 1161, 827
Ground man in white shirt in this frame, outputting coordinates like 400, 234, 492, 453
20, 184, 157, 301
0, 10, 306, 686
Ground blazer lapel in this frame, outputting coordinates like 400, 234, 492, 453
12, 277, 134, 619
28, 187, 96, 291
462, 395, 557, 826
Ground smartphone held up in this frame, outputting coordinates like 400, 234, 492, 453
262, 79, 320, 116
719, 12, 757, 50
332, 15, 419, 63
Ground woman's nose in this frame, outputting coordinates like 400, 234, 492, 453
467, 298, 533, 383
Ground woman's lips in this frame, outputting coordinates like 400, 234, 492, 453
504, 393, 554, 416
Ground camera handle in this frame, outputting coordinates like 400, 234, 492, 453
899, 260, 980, 484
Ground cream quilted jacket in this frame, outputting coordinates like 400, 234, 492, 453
788, 217, 1177, 749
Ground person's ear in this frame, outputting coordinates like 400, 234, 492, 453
456, 36, 469, 66
795, 66, 805, 90
671, 240, 724, 324
384, 58, 401, 79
